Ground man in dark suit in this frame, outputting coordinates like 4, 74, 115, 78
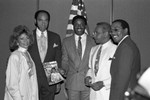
62, 15, 95, 100
109, 19, 141, 100
28, 10, 62, 100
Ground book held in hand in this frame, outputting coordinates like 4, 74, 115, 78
43, 61, 64, 85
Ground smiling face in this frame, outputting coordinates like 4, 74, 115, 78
93, 25, 106, 44
17, 33, 30, 49
111, 22, 126, 43
36, 12, 49, 32
73, 18, 86, 36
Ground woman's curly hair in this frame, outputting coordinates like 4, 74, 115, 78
9, 25, 34, 52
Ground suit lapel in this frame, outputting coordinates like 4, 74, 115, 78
73, 35, 78, 56
79, 36, 91, 70
44, 31, 55, 62
70, 35, 81, 60
33, 30, 42, 62
68, 35, 81, 69
82, 36, 90, 61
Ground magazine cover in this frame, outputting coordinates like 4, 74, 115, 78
43, 61, 64, 85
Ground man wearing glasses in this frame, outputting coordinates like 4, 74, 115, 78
109, 19, 141, 100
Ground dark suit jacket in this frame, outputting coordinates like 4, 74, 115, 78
28, 30, 62, 100
62, 34, 95, 91
109, 36, 141, 100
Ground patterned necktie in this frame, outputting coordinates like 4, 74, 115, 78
78, 36, 82, 59
24, 51, 34, 77
40, 33, 46, 62
94, 46, 102, 76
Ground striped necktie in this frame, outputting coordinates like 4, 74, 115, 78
78, 36, 82, 59
40, 33, 46, 62
94, 46, 102, 76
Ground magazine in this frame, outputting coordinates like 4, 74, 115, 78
43, 61, 64, 85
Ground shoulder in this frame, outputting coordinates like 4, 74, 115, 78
121, 38, 139, 52
62, 35, 74, 43
87, 35, 94, 41
92, 45, 99, 49
8, 51, 21, 62
107, 42, 117, 55
91, 45, 99, 52
47, 30, 60, 38
117, 41, 136, 57
109, 41, 117, 49
86, 35, 96, 45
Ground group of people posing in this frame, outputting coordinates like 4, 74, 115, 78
4, 9, 141, 100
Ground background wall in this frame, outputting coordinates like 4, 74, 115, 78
0, 0, 150, 100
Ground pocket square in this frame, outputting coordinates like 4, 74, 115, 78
109, 57, 115, 60
53, 43, 58, 48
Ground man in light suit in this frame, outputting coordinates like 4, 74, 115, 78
62, 15, 95, 100
28, 10, 62, 100
85, 22, 117, 100
109, 19, 141, 100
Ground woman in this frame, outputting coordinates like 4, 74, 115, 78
4, 25, 38, 100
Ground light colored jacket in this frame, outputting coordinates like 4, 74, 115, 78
4, 48, 38, 100
86, 40, 117, 100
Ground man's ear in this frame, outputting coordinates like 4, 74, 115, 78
34, 19, 37, 26
124, 28, 128, 34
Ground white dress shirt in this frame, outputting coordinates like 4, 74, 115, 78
75, 33, 87, 59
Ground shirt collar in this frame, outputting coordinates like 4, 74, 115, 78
75, 33, 86, 41
36, 28, 47, 37
18, 46, 27, 53
99, 40, 112, 49
103, 40, 112, 47
118, 35, 129, 46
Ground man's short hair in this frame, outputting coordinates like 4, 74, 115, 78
72, 15, 87, 25
34, 10, 50, 21
97, 22, 111, 33
112, 19, 130, 35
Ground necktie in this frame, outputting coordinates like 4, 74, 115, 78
40, 33, 46, 62
94, 46, 102, 76
78, 36, 82, 59
24, 51, 34, 77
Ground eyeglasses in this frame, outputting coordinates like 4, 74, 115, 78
111, 28, 120, 32
111, 28, 123, 33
